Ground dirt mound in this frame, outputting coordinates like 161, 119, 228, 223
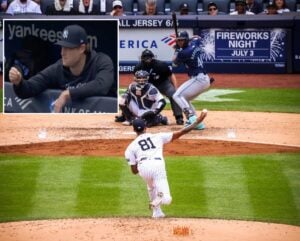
0, 218, 299, 241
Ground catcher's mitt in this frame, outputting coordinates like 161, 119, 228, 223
141, 111, 156, 121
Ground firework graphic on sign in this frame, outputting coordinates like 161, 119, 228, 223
199, 29, 215, 62
270, 29, 285, 61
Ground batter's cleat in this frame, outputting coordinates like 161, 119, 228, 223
152, 207, 165, 218
185, 115, 205, 130
184, 115, 197, 127
150, 192, 163, 208
195, 122, 205, 130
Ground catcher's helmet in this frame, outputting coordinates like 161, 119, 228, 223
141, 49, 154, 64
134, 70, 149, 88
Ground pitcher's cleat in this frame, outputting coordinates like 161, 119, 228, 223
152, 206, 165, 218
150, 192, 163, 208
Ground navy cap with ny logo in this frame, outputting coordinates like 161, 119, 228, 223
56, 25, 87, 48
133, 118, 146, 132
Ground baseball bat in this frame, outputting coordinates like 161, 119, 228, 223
172, 12, 178, 38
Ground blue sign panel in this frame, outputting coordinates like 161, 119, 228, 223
197, 28, 287, 73
215, 31, 271, 60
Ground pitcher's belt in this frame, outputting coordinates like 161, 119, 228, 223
140, 157, 161, 161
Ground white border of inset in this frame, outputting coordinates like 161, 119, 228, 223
2, 18, 119, 115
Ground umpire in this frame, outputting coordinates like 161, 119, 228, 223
133, 49, 184, 125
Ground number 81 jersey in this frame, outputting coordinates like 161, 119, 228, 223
125, 132, 173, 166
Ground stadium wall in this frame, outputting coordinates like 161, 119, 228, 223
0, 13, 299, 74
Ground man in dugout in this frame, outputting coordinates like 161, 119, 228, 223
8, 24, 116, 113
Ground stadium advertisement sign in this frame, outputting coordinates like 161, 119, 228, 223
119, 28, 193, 73
198, 28, 287, 73
119, 28, 287, 73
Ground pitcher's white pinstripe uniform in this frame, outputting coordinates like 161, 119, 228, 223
125, 132, 173, 207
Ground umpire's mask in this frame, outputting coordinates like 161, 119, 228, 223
141, 49, 154, 66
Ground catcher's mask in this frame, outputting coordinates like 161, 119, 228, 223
141, 49, 154, 65
176, 31, 189, 48
134, 70, 149, 88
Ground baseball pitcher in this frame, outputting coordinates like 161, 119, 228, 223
125, 109, 208, 218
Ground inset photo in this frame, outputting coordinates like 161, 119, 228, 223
3, 19, 118, 113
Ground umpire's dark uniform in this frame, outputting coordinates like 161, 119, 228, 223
133, 52, 183, 124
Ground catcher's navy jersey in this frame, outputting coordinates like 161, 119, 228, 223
173, 37, 206, 77
128, 82, 163, 110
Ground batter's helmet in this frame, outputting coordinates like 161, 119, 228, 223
134, 70, 149, 88
176, 31, 189, 48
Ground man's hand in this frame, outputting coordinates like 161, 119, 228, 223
9, 67, 22, 86
52, 90, 71, 113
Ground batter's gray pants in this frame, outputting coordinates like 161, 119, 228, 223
173, 73, 210, 117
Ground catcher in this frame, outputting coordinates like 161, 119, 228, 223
133, 49, 184, 125
117, 70, 168, 127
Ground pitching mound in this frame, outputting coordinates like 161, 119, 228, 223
0, 218, 299, 241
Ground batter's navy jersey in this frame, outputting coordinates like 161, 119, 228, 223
128, 82, 164, 110
173, 37, 206, 77
134, 60, 172, 87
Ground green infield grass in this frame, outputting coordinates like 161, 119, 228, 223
119, 88, 300, 113
0, 153, 299, 225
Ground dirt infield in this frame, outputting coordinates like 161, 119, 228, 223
1, 218, 299, 241
0, 111, 300, 156
0, 73, 300, 241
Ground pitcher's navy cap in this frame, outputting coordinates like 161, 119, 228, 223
56, 25, 87, 48
133, 118, 146, 132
